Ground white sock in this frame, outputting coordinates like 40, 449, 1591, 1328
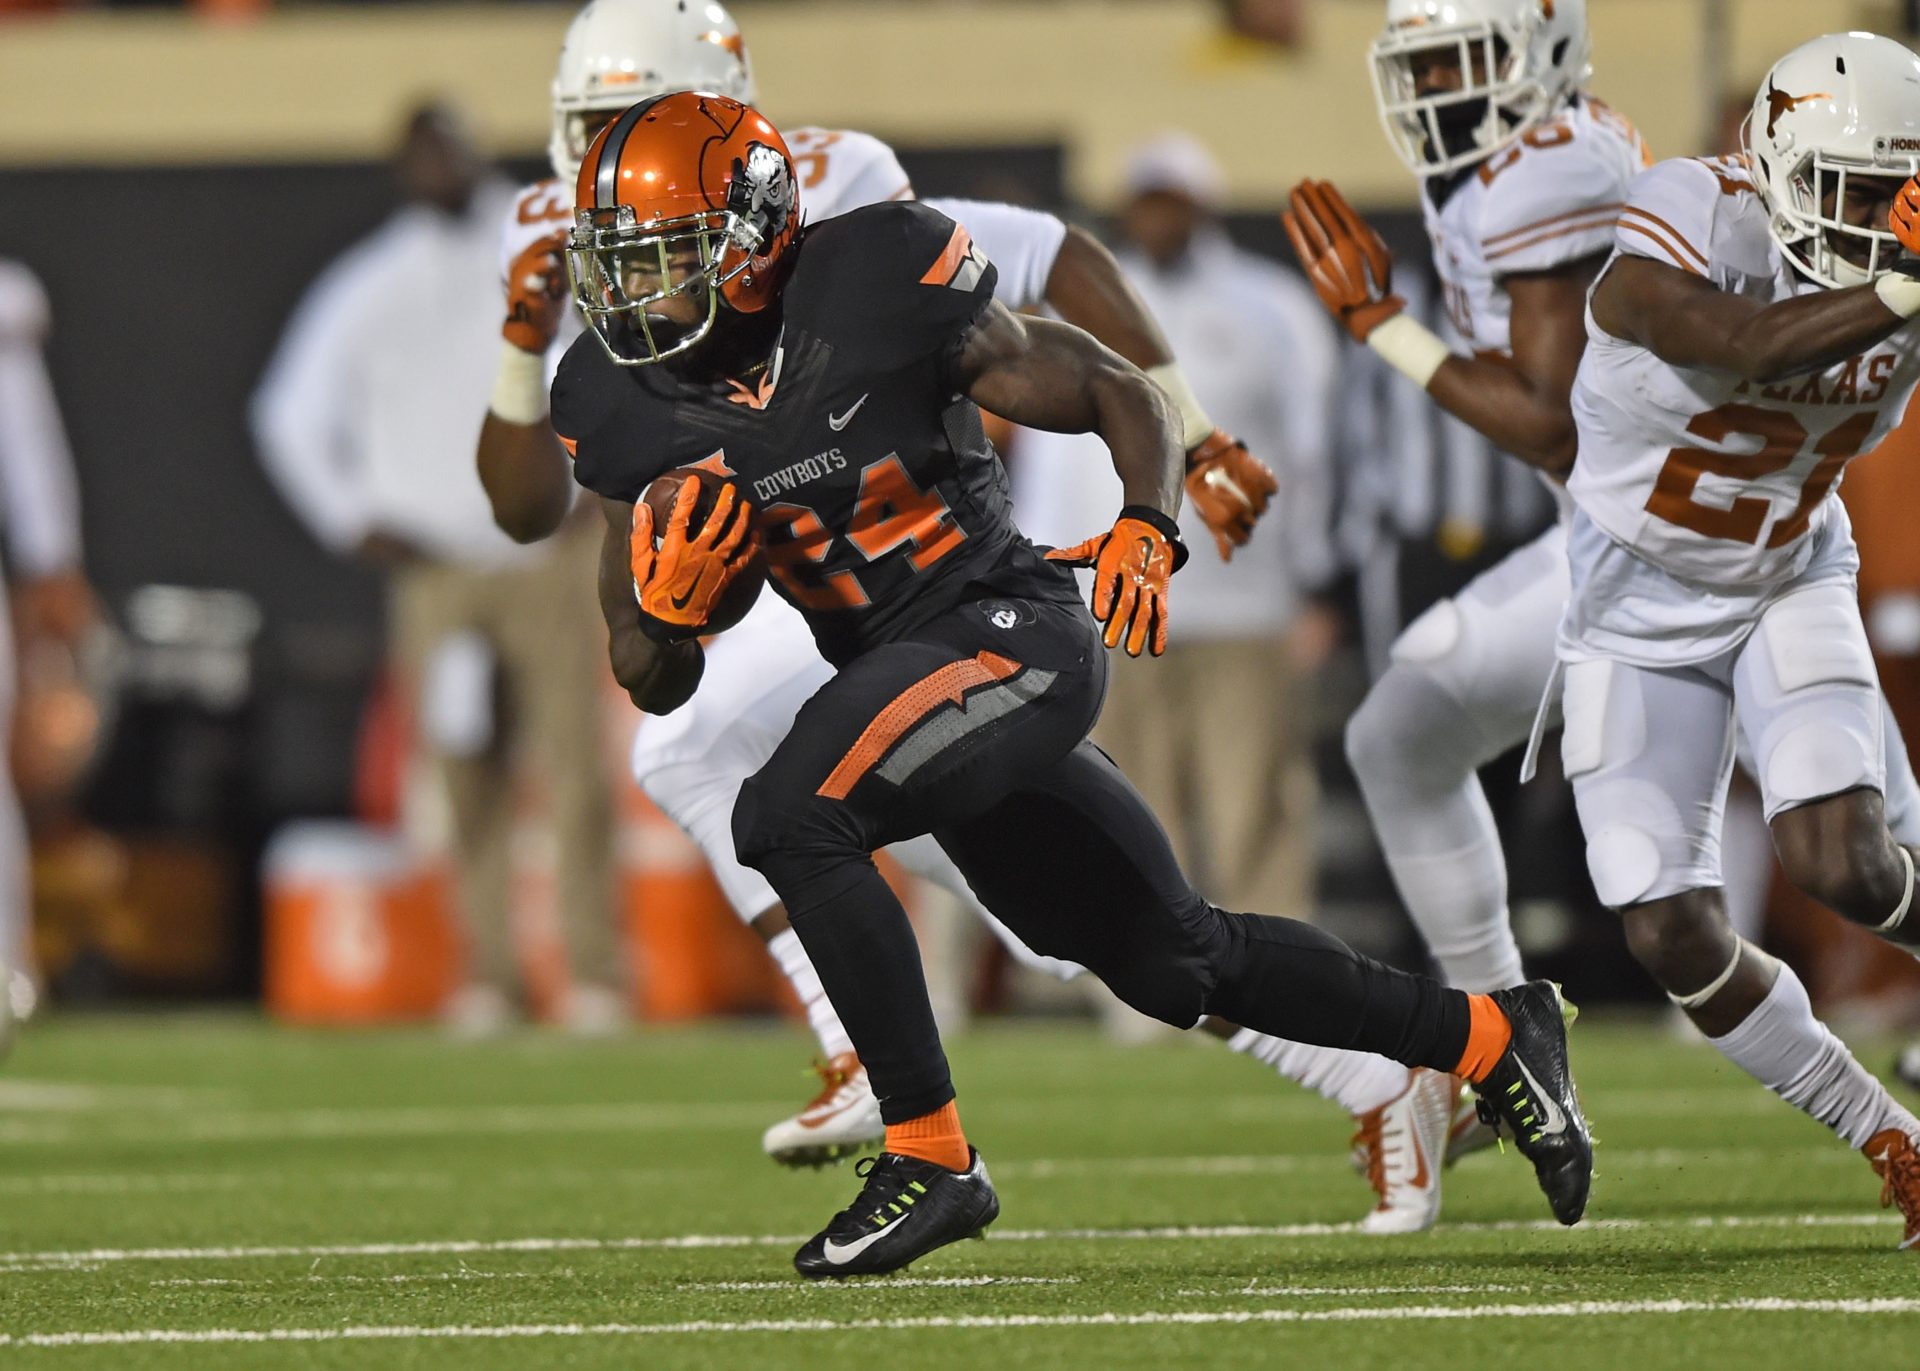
1227, 1029, 1412, 1116
767, 928, 853, 1060
1708, 961, 1920, 1149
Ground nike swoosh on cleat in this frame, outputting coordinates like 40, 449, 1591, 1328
1514, 1058, 1569, 1137
821, 1214, 908, 1264
828, 394, 869, 431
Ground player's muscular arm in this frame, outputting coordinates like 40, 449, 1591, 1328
954, 300, 1183, 515
1425, 257, 1602, 479
478, 413, 574, 543
598, 495, 704, 715
1038, 225, 1276, 557
478, 226, 574, 543
1042, 227, 1175, 370
1592, 254, 1910, 383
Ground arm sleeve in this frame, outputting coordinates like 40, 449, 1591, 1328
0, 265, 82, 576
1478, 132, 1636, 276
1608, 159, 1717, 278
248, 251, 378, 554
919, 198, 1067, 312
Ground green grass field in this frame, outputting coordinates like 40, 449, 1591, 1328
0, 1014, 1914, 1368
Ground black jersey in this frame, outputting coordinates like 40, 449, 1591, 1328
553, 200, 1077, 666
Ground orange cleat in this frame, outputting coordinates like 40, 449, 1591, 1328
1866, 1128, 1920, 1250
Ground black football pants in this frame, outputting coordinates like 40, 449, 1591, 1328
732, 593, 1473, 1124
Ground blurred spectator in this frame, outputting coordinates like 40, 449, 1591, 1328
251, 103, 623, 1036
0, 259, 98, 1037
1013, 132, 1341, 920
1219, 0, 1309, 47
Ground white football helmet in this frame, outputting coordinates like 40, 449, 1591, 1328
1370, 0, 1590, 179
1744, 31, 1920, 289
549, 0, 758, 184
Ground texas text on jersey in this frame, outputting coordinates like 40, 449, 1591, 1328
552, 199, 1078, 666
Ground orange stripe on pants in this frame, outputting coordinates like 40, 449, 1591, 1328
816, 651, 1020, 800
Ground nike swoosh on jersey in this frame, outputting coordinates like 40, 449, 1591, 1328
828, 394, 870, 431
821, 1214, 908, 1264
1514, 1059, 1569, 1136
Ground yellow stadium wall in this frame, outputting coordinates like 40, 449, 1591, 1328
0, 0, 1900, 205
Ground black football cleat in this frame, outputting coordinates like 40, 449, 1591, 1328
793, 1148, 999, 1278
1471, 980, 1593, 1226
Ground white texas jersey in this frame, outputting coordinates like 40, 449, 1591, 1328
497, 126, 1067, 378
1568, 153, 1920, 595
1425, 95, 1650, 359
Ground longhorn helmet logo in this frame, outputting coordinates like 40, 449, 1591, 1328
1765, 81, 1831, 140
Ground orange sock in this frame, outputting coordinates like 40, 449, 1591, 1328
885, 1100, 970, 1172
1452, 994, 1513, 1084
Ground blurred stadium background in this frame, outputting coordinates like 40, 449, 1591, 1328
7, 2, 1920, 1364
1, 0, 1915, 1033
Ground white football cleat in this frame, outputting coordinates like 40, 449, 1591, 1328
1444, 1078, 1501, 1166
0, 960, 16, 1065
442, 983, 516, 1040
559, 983, 628, 1037
1353, 1066, 1454, 1234
763, 1052, 883, 1169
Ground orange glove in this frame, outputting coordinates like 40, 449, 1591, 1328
1891, 176, 1920, 256
1045, 506, 1187, 657
1283, 179, 1404, 343
630, 481, 755, 641
503, 229, 570, 354
1184, 429, 1277, 562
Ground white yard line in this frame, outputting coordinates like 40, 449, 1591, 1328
0, 1172, 451, 1196
151, 1272, 557, 1289
0, 1146, 1850, 1198
681, 1277, 1076, 1292
1179, 1284, 1529, 1297
993, 1146, 1854, 1180
0, 1084, 1780, 1146
4, 1298, 1920, 1348
0, 1081, 233, 1113
0, 1211, 1897, 1273
0, 1100, 784, 1146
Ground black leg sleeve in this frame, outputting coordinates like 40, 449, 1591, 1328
732, 596, 1107, 1125
941, 741, 1473, 1072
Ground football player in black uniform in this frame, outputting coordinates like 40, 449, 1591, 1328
553, 92, 1594, 1278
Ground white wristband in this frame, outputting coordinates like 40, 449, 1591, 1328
1145, 361, 1214, 451
1365, 313, 1453, 389
489, 341, 549, 424
1876, 270, 1920, 320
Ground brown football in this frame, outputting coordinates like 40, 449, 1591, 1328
638, 466, 767, 633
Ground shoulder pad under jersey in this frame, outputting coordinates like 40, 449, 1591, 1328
785, 200, 998, 375
1474, 102, 1650, 275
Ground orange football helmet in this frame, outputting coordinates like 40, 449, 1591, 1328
567, 90, 799, 365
